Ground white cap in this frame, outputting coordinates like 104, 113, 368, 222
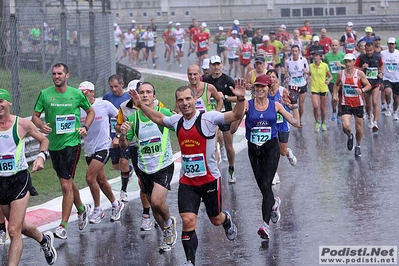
262, 35, 270, 41
233, 19, 239, 25
231, 30, 238, 35
131, 20, 136, 23
312, 36, 320, 42
113, 23, 118, 27
43, 22, 48, 27
219, 26, 224, 31
127, 80, 141, 91
202, 58, 210, 69
78, 81, 95, 91
176, 22, 181, 26
210, 55, 222, 64
388, 37, 396, 44
343, 53, 356, 61
280, 24, 286, 29
347, 21, 353, 27
201, 22, 207, 27
168, 21, 173, 25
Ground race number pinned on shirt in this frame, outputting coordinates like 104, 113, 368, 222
343, 84, 359, 97
182, 153, 206, 178
292, 76, 304, 85
250, 127, 271, 146
329, 62, 340, 74
199, 41, 207, 48
365, 67, 378, 79
110, 117, 117, 133
139, 136, 162, 158
385, 63, 398, 72
0, 154, 16, 173
56, 114, 76, 134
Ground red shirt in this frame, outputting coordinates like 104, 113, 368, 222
319, 37, 332, 54
258, 44, 276, 65
239, 43, 252, 65
193, 32, 210, 53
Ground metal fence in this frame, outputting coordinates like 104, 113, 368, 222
0, 5, 115, 117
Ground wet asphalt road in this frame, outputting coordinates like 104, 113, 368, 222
1, 43, 399, 266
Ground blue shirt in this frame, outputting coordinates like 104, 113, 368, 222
245, 99, 278, 143
103, 91, 131, 138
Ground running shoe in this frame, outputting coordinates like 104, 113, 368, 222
220, 146, 228, 162
354, 146, 361, 157
367, 118, 374, 129
0, 230, 6, 244
257, 222, 270, 240
159, 238, 171, 252
54, 225, 67, 240
347, 133, 354, 151
120, 190, 128, 202
180, 261, 194, 266
331, 112, 337, 121
393, 112, 399, 121
270, 197, 281, 223
287, 148, 297, 166
337, 116, 342, 124
90, 208, 105, 224
321, 123, 327, 131
372, 122, 379, 132
272, 172, 280, 185
78, 204, 91, 230
385, 108, 392, 117
164, 216, 177, 246
41, 231, 57, 265
228, 169, 236, 184
222, 210, 237, 241
110, 201, 125, 222
315, 122, 320, 132
140, 215, 153, 231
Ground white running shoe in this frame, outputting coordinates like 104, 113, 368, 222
110, 201, 125, 222
272, 172, 280, 185
90, 208, 105, 224
78, 204, 91, 230
393, 112, 398, 121
287, 148, 297, 166
120, 190, 128, 202
140, 215, 153, 231
54, 226, 67, 240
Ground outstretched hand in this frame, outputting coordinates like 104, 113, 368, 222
230, 78, 246, 98
129, 89, 141, 107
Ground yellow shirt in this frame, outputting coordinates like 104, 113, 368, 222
309, 62, 330, 93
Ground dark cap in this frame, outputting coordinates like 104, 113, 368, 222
374, 35, 381, 40
269, 31, 276, 35
311, 50, 323, 56
254, 56, 265, 63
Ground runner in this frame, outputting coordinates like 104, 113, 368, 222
380, 38, 399, 120
267, 69, 298, 167
319, 28, 332, 55
104, 74, 133, 202
237, 35, 253, 79
142, 26, 157, 68
204, 55, 238, 183
258, 35, 277, 69
174, 22, 186, 70
213, 26, 227, 69
354, 42, 383, 131
324, 40, 345, 122
163, 22, 176, 64
307, 50, 333, 131
340, 26, 356, 54
224, 30, 241, 78
117, 80, 166, 231
187, 64, 223, 112
32, 63, 94, 239
0, 89, 57, 265
333, 53, 371, 157
192, 23, 210, 68
119, 82, 177, 252
78, 82, 125, 224
242, 74, 300, 240
128, 84, 244, 265
284, 45, 309, 124
119, 28, 135, 65
251, 28, 263, 54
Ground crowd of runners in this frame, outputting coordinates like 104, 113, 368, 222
1, 17, 399, 266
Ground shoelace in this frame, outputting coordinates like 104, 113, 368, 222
41, 238, 51, 256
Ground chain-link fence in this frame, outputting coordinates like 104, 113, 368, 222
0, 4, 115, 117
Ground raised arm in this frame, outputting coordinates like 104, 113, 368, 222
223, 79, 246, 124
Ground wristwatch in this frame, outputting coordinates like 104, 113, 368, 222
116, 134, 121, 139
83, 125, 89, 131
224, 95, 229, 101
